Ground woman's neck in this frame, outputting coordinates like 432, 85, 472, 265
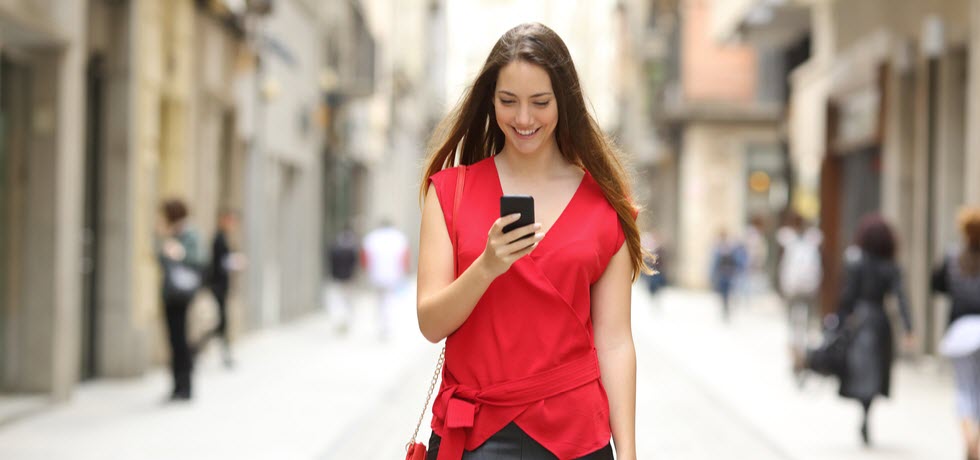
496, 145, 566, 181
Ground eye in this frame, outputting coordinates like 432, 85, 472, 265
499, 99, 516, 105
533, 100, 551, 107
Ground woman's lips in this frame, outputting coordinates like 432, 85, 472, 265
514, 127, 539, 139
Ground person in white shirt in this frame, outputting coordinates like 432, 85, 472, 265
777, 212, 823, 356
361, 220, 410, 340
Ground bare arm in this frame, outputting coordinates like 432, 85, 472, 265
591, 243, 636, 460
890, 268, 914, 333
416, 184, 543, 343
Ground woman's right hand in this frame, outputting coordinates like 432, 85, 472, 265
477, 213, 544, 278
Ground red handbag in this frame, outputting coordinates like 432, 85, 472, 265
404, 165, 465, 460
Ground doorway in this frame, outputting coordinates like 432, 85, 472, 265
80, 54, 106, 380
840, 146, 882, 245
0, 51, 32, 388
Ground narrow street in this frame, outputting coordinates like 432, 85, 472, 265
0, 282, 959, 459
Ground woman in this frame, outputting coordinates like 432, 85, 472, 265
709, 229, 743, 323
835, 214, 914, 446
157, 199, 204, 401
933, 207, 980, 460
416, 23, 648, 460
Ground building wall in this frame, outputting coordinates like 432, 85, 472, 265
682, 0, 757, 103
669, 0, 781, 288
787, 61, 829, 220
240, 0, 324, 326
357, 0, 428, 244
133, 0, 199, 366
87, 0, 146, 378
0, 0, 325, 402
612, 0, 675, 246
0, 51, 31, 391
188, 13, 246, 335
968, 0, 980, 206
709, 0, 756, 41
262, 1, 322, 167
0, 0, 88, 398
788, 0, 977, 352
830, 0, 970, 56
94, 0, 251, 374
678, 122, 778, 288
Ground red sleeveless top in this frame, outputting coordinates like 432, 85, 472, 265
427, 157, 625, 460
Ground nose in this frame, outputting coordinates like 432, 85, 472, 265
516, 103, 532, 126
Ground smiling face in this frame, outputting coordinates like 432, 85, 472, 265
493, 60, 559, 157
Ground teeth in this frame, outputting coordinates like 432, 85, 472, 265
516, 128, 537, 136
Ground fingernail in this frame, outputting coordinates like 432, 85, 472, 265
534, 223, 542, 229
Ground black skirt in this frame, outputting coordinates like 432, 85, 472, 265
839, 302, 895, 401
426, 423, 614, 460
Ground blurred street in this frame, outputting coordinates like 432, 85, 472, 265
4, 0, 980, 458
0, 282, 958, 460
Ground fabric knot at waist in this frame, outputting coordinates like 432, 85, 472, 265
435, 350, 601, 460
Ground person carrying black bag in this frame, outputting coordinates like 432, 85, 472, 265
157, 198, 205, 401
795, 214, 915, 447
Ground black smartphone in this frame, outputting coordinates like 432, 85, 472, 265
500, 195, 535, 240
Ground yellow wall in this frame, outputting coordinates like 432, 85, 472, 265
133, 0, 196, 361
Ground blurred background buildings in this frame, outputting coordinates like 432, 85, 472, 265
0, 0, 978, 424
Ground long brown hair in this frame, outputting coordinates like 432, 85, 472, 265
419, 23, 653, 278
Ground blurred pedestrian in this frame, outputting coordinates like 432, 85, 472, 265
198, 209, 245, 368
156, 198, 205, 401
777, 212, 823, 353
737, 215, 770, 303
413, 23, 647, 460
328, 225, 359, 335
709, 229, 744, 322
933, 207, 980, 460
361, 219, 409, 340
812, 214, 914, 446
640, 230, 666, 297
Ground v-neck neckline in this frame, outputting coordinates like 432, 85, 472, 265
490, 155, 588, 244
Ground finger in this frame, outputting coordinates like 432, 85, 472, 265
492, 214, 523, 232
502, 222, 541, 243
500, 232, 544, 255
506, 241, 540, 261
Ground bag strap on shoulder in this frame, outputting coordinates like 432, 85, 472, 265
453, 165, 466, 277
407, 165, 463, 452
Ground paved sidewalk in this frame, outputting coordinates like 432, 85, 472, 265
0, 282, 962, 459
0, 281, 436, 460
637, 287, 959, 460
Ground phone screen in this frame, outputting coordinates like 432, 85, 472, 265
500, 195, 535, 240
